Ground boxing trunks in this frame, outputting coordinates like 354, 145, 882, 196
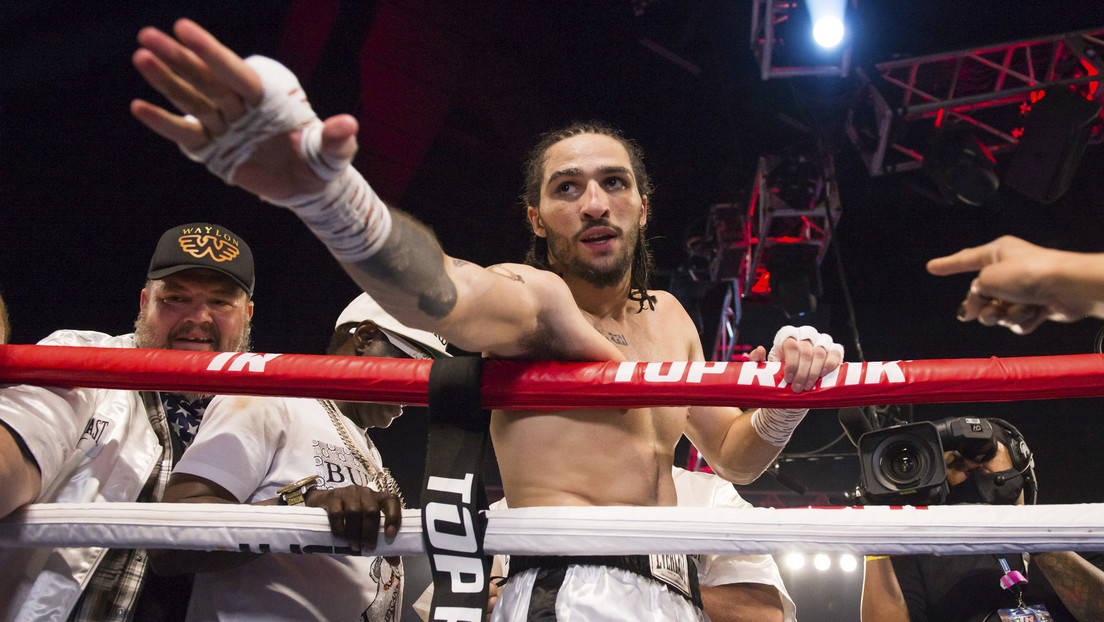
492, 554, 708, 621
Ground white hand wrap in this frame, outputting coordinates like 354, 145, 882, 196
750, 406, 808, 447
750, 325, 844, 446
182, 55, 392, 263
767, 325, 843, 362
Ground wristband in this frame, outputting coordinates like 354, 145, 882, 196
750, 406, 808, 446
184, 55, 394, 263
272, 166, 394, 263
276, 475, 321, 506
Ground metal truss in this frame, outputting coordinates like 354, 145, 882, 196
707, 149, 842, 361
750, 0, 857, 80
847, 27, 1104, 176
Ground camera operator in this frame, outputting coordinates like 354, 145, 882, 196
860, 421, 1104, 621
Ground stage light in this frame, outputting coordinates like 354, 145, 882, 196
765, 243, 821, 319
806, 0, 847, 48
839, 554, 859, 572
1005, 88, 1103, 204
784, 552, 806, 570
812, 16, 844, 48
813, 553, 832, 571
751, 0, 856, 79
924, 124, 1000, 206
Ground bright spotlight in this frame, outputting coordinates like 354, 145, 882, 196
813, 553, 832, 571
784, 553, 806, 570
812, 16, 845, 48
839, 554, 858, 572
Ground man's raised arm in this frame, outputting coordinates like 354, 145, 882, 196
131, 19, 616, 361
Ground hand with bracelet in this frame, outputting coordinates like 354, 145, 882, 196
278, 474, 404, 554
146, 293, 444, 619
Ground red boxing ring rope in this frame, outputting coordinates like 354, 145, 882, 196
2, 344, 1104, 408
5, 344, 1104, 555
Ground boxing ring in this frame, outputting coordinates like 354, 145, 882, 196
3, 344, 1104, 557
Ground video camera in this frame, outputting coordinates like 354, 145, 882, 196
840, 408, 999, 505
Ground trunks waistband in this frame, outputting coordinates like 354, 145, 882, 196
508, 554, 703, 609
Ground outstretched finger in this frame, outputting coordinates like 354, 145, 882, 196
137, 25, 245, 124
130, 99, 209, 151
926, 243, 996, 276
132, 47, 227, 136
172, 18, 263, 108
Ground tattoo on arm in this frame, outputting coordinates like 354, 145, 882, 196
358, 209, 458, 318
1035, 552, 1104, 618
488, 265, 525, 283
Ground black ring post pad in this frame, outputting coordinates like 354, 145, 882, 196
422, 356, 493, 620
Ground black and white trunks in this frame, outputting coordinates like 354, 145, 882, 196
493, 554, 708, 621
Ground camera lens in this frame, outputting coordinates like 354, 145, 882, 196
880, 442, 927, 486
859, 423, 948, 503
890, 448, 917, 478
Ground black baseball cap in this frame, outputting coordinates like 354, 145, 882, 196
147, 223, 255, 297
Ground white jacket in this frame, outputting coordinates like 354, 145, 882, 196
0, 330, 167, 620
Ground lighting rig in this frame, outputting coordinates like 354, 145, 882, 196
846, 27, 1104, 203
751, 0, 857, 80
701, 146, 841, 362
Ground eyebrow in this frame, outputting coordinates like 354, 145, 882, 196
545, 165, 634, 189
159, 282, 242, 298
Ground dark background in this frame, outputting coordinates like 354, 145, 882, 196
5, 3, 1104, 618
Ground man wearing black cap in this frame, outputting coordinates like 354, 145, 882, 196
0, 222, 255, 621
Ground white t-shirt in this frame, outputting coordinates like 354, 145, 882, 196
174, 395, 403, 621
672, 467, 797, 622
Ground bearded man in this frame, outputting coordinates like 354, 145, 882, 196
130, 20, 842, 620
0, 222, 255, 620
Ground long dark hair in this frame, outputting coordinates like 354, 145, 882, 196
521, 121, 657, 311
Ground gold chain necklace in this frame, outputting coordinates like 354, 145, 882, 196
317, 399, 405, 508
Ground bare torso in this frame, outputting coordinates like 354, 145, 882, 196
491, 289, 699, 508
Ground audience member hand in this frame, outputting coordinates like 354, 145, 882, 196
305, 485, 402, 553
927, 235, 1104, 334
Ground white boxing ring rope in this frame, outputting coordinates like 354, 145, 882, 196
3, 344, 1104, 555
4, 503, 1104, 556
